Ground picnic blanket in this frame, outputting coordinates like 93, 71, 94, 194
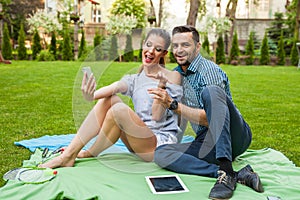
1, 135, 300, 199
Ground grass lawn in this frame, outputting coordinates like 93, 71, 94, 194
0, 61, 299, 187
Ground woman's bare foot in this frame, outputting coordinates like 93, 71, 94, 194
77, 150, 93, 158
39, 154, 75, 169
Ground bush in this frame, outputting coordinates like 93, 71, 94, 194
277, 31, 285, 65
62, 29, 73, 61
109, 34, 118, 61
37, 50, 55, 61
123, 34, 134, 62
17, 24, 27, 60
32, 30, 42, 60
245, 31, 255, 65
49, 32, 57, 60
229, 31, 240, 64
78, 31, 87, 60
260, 32, 270, 65
216, 34, 225, 64
2, 23, 13, 60
290, 40, 299, 66
93, 31, 102, 61
202, 35, 210, 55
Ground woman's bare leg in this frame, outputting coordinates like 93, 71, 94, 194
81, 103, 157, 162
39, 95, 122, 168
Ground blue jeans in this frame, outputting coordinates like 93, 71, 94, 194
154, 85, 252, 178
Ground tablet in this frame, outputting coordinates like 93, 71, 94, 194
145, 175, 189, 194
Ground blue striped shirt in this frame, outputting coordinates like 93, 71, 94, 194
174, 54, 232, 135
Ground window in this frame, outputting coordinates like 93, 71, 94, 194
92, 9, 101, 23
258, 0, 269, 11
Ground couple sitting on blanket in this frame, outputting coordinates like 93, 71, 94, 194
40, 26, 263, 199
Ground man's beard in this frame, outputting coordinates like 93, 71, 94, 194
177, 59, 191, 67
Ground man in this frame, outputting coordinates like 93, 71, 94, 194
148, 25, 263, 199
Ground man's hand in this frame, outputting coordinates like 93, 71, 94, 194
81, 72, 96, 101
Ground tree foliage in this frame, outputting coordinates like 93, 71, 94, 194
2, 23, 13, 60
260, 32, 270, 65
202, 35, 210, 55
229, 31, 239, 63
216, 34, 225, 64
17, 24, 27, 60
277, 31, 285, 65
49, 32, 57, 59
62, 29, 73, 61
123, 34, 134, 62
32, 30, 42, 60
245, 31, 255, 65
6, 0, 43, 41
109, 35, 118, 61
93, 32, 102, 61
290, 40, 299, 66
110, 0, 146, 28
78, 31, 87, 60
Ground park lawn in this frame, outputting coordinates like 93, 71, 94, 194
0, 61, 299, 187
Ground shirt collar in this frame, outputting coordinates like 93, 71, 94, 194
176, 54, 202, 76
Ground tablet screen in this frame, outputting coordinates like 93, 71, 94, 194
145, 175, 189, 194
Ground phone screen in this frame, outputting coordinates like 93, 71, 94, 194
82, 66, 92, 78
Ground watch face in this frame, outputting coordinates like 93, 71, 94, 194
169, 100, 178, 110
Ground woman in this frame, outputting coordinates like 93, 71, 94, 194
40, 28, 182, 168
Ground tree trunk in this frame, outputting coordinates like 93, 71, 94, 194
186, 0, 200, 26
157, 0, 163, 27
225, 0, 238, 55
296, 0, 300, 41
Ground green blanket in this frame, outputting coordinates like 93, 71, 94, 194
1, 148, 299, 200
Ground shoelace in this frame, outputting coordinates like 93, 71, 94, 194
217, 171, 228, 184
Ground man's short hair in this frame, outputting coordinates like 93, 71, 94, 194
172, 25, 199, 43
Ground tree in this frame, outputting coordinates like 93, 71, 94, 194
7, 0, 43, 42
49, 32, 57, 60
186, 0, 206, 26
110, 0, 146, 28
267, 12, 285, 44
106, 14, 137, 61
290, 39, 298, 66
2, 23, 13, 60
277, 31, 286, 65
62, 29, 73, 61
32, 30, 42, 60
123, 34, 134, 62
78, 31, 87, 60
245, 31, 255, 65
202, 35, 210, 55
225, 0, 238, 55
216, 34, 225, 64
228, 31, 239, 63
260, 32, 270, 65
17, 24, 27, 60
27, 9, 62, 49
295, 0, 300, 40
109, 35, 118, 61
93, 32, 102, 61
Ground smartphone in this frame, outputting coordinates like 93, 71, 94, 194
82, 66, 92, 79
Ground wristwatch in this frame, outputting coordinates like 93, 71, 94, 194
169, 100, 178, 110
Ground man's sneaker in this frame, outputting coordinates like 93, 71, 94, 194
237, 164, 264, 193
209, 170, 237, 200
